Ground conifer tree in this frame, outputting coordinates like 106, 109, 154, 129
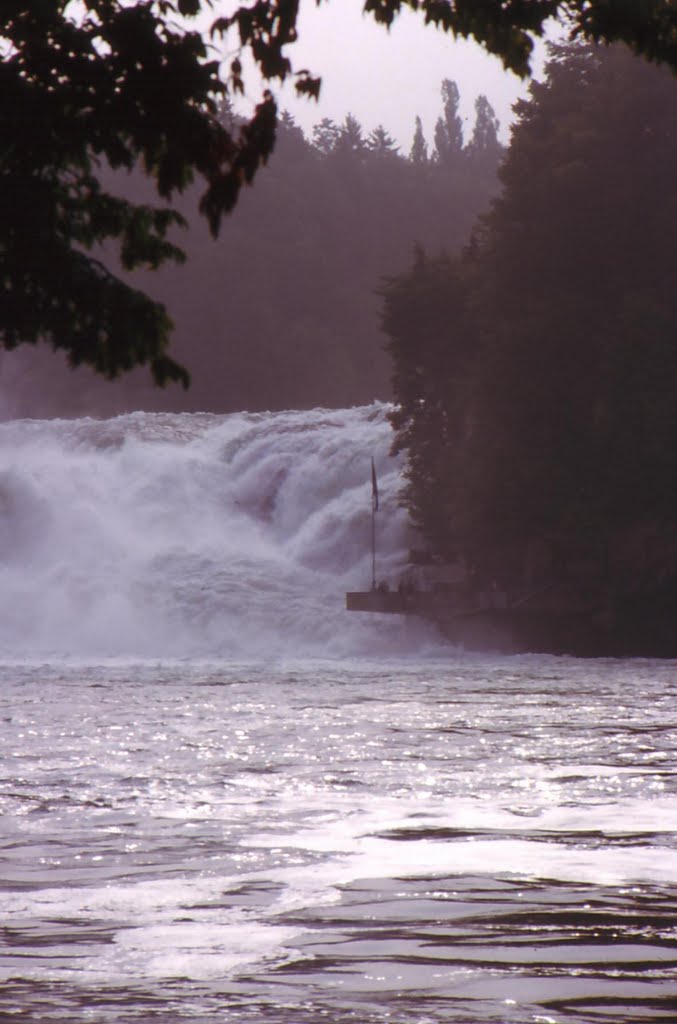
312, 118, 340, 155
3, 1, 675, 387
409, 116, 428, 165
367, 125, 400, 157
335, 114, 368, 158
433, 80, 464, 165
385, 42, 677, 573
467, 96, 502, 161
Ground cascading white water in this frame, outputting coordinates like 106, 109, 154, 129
4, 415, 677, 1024
0, 404, 434, 657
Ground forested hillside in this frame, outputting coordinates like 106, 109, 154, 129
384, 44, 677, 594
0, 84, 502, 418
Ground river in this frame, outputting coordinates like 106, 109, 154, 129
1, 407, 676, 1022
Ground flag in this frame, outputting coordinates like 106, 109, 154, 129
371, 457, 379, 512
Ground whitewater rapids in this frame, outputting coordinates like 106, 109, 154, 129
0, 405, 434, 658
2, 407, 677, 1024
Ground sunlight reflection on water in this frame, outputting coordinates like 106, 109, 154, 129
1, 656, 677, 1021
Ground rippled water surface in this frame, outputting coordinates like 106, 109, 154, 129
1, 409, 676, 1019
2, 656, 677, 1023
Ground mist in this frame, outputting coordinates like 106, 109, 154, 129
0, 91, 503, 421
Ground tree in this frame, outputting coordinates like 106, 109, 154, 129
335, 113, 368, 159
278, 109, 306, 142
312, 117, 341, 155
0, 0, 278, 387
469, 43, 677, 547
382, 248, 480, 555
4, 80, 507, 419
409, 116, 429, 165
433, 79, 464, 165
467, 95, 501, 163
367, 125, 400, 158
385, 41, 677, 581
2, 1, 676, 387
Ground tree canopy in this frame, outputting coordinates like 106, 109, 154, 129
1, 1, 676, 387
383, 41, 677, 587
1, 0, 277, 387
4, 89, 504, 417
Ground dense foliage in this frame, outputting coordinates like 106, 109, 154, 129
384, 43, 677, 583
0, 0, 280, 386
1, 1, 676, 388
1, 88, 502, 416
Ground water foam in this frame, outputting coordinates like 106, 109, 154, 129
0, 406, 426, 658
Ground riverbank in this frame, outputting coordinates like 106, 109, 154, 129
346, 581, 677, 657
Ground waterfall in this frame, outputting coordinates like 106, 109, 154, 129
0, 405, 433, 658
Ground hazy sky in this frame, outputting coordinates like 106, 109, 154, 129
222, 3, 540, 153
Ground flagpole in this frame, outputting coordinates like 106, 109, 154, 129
371, 500, 376, 591
371, 457, 378, 590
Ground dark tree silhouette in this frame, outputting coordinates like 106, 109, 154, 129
312, 117, 341, 155
467, 96, 502, 163
2, 1, 675, 386
385, 43, 677, 586
367, 125, 400, 158
2, 82, 506, 418
433, 80, 464, 165
409, 116, 429, 165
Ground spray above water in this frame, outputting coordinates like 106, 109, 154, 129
0, 405, 437, 658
